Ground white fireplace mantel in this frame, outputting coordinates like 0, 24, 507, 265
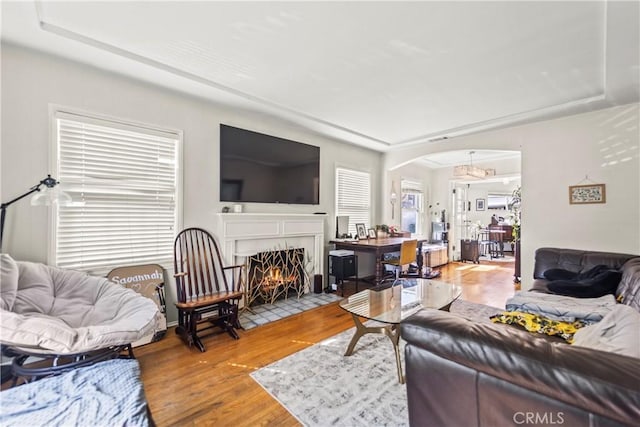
213, 213, 326, 278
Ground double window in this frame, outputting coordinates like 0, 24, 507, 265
53, 110, 181, 274
335, 168, 371, 236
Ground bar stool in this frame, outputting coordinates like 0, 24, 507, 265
478, 230, 492, 257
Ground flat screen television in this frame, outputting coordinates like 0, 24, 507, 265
220, 124, 320, 204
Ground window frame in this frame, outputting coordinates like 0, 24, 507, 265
400, 179, 424, 235
335, 166, 372, 237
48, 106, 183, 274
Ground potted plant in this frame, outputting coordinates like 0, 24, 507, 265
375, 224, 389, 238
508, 186, 521, 241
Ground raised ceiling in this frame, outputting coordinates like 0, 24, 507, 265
1, 1, 639, 152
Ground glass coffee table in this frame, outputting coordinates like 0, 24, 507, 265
339, 278, 462, 384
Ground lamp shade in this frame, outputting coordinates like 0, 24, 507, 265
453, 151, 496, 180
30, 185, 72, 206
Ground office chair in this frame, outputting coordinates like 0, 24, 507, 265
382, 239, 419, 279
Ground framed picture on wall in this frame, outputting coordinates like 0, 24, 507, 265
356, 223, 367, 240
476, 198, 486, 211
569, 184, 606, 204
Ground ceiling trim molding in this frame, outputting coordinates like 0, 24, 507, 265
34, 1, 390, 149
394, 93, 607, 148
32, 0, 612, 153
393, 0, 610, 149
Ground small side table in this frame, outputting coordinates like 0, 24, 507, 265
460, 239, 480, 263
328, 253, 358, 296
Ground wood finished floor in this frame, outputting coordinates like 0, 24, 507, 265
136, 259, 518, 426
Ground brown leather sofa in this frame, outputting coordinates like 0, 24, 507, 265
401, 248, 640, 427
531, 247, 638, 294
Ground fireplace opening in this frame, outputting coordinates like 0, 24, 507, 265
247, 248, 308, 306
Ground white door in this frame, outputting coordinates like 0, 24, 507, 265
451, 183, 469, 260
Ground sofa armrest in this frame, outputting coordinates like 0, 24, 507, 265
401, 309, 640, 425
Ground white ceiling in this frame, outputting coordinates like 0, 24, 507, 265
418, 149, 520, 169
1, 1, 639, 153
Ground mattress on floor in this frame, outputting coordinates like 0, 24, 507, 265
0, 358, 152, 427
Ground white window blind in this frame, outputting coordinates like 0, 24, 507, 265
336, 168, 371, 236
54, 112, 180, 274
401, 179, 424, 194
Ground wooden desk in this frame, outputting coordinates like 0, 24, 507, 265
330, 236, 430, 284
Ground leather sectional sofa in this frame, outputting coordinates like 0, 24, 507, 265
401, 248, 640, 427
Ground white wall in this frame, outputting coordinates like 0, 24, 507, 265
0, 43, 382, 322
384, 104, 640, 289
520, 104, 640, 269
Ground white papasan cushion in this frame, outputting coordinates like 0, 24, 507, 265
0, 260, 159, 354
1, 253, 19, 311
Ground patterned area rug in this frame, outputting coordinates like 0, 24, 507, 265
250, 299, 502, 426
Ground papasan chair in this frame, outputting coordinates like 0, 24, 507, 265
0, 253, 161, 384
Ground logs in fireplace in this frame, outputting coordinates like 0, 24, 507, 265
246, 248, 308, 306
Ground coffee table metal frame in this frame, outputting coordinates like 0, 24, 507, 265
339, 278, 461, 384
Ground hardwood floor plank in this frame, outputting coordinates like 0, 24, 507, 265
135, 260, 518, 426
1, 260, 517, 424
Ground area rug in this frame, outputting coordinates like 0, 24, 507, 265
478, 254, 515, 263
250, 299, 501, 426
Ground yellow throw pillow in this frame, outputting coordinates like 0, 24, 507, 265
490, 311, 586, 343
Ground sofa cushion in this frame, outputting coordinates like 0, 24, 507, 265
0, 253, 19, 311
572, 304, 640, 358
616, 258, 640, 311
547, 270, 622, 298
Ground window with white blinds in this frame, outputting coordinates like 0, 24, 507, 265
336, 168, 371, 236
53, 111, 180, 274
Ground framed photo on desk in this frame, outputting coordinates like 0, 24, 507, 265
356, 223, 367, 240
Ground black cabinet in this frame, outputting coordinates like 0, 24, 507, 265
329, 254, 356, 279
460, 239, 479, 264
328, 254, 358, 295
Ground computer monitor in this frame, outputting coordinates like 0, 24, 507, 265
336, 216, 349, 238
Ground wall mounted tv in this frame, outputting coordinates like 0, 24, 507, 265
220, 124, 320, 205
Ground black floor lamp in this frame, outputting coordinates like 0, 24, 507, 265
0, 174, 71, 383
0, 175, 71, 249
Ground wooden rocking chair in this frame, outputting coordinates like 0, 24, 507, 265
173, 227, 244, 352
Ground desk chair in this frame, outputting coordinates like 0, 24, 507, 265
382, 239, 419, 279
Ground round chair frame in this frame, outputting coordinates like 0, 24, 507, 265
6, 344, 135, 385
